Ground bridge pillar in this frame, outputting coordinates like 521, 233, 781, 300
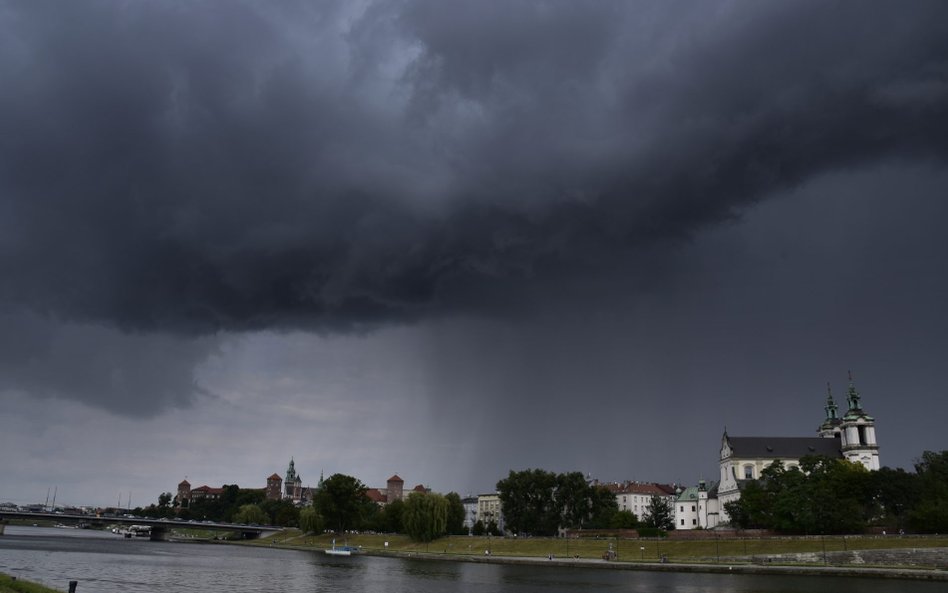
150, 527, 169, 541
0, 519, 7, 535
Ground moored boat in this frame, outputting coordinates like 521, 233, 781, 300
324, 539, 359, 556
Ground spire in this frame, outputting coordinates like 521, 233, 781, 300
824, 382, 838, 420
846, 370, 861, 412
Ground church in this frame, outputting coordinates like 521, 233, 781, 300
716, 374, 881, 524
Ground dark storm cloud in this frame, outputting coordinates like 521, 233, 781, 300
1, 0, 947, 334
0, 308, 218, 415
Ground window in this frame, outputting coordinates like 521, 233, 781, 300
679, 505, 684, 512
680, 519, 684, 526
691, 505, 696, 512
692, 519, 697, 525
744, 465, 754, 479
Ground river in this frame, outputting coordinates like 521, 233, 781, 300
0, 526, 941, 593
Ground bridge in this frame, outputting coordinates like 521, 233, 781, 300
0, 510, 282, 540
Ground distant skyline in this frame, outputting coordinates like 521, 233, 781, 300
1, 1, 947, 508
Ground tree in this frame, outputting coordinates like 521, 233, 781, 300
445, 492, 467, 535
908, 450, 948, 533
871, 467, 919, 530
402, 492, 449, 542
609, 510, 639, 529
377, 498, 405, 533
497, 469, 560, 535
555, 472, 593, 530
587, 485, 619, 529
726, 456, 874, 534
234, 504, 267, 525
261, 499, 300, 527
313, 473, 371, 532
642, 495, 674, 530
299, 507, 324, 534
471, 520, 486, 536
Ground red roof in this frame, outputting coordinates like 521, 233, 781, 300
387, 474, 404, 483
412, 484, 427, 492
178, 479, 190, 487
364, 488, 386, 503
268, 473, 282, 480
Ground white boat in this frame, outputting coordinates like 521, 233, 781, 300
324, 539, 359, 556
324, 547, 353, 556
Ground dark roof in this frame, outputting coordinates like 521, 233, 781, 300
608, 482, 675, 497
726, 436, 841, 459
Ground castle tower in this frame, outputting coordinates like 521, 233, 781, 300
838, 372, 880, 470
284, 458, 301, 500
176, 479, 191, 509
266, 473, 283, 501
386, 474, 404, 503
818, 383, 842, 438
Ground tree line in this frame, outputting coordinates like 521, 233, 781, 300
494, 469, 677, 535
136, 485, 301, 527
304, 473, 468, 542
140, 450, 948, 540
725, 450, 948, 534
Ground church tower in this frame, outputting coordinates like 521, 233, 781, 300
838, 372, 880, 470
284, 458, 301, 500
818, 383, 842, 438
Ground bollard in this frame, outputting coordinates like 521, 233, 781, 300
68, 580, 78, 593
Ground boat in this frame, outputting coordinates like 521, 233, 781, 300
324, 539, 359, 556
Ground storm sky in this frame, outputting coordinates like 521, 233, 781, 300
1, 0, 947, 508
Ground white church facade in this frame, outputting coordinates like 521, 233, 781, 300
717, 375, 880, 524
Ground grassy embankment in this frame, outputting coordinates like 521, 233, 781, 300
0, 573, 62, 593
242, 530, 948, 565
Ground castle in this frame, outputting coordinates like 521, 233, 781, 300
176, 458, 318, 509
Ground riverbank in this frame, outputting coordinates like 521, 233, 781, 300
238, 532, 948, 581
368, 549, 948, 581
0, 573, 63, 593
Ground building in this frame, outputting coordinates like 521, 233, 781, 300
717, 375, 881, 523
386, 475, 404, 503
265, 473, 282, 501
176, 479, 191, 508
364, 474, 421, 507
284, 458, 304, 502
476, 493, 504, 532
673, 480, 720, 530
608, 482, 676, 523
189, 485, 225, 501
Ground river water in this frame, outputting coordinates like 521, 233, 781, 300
0, 526, 941, 593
